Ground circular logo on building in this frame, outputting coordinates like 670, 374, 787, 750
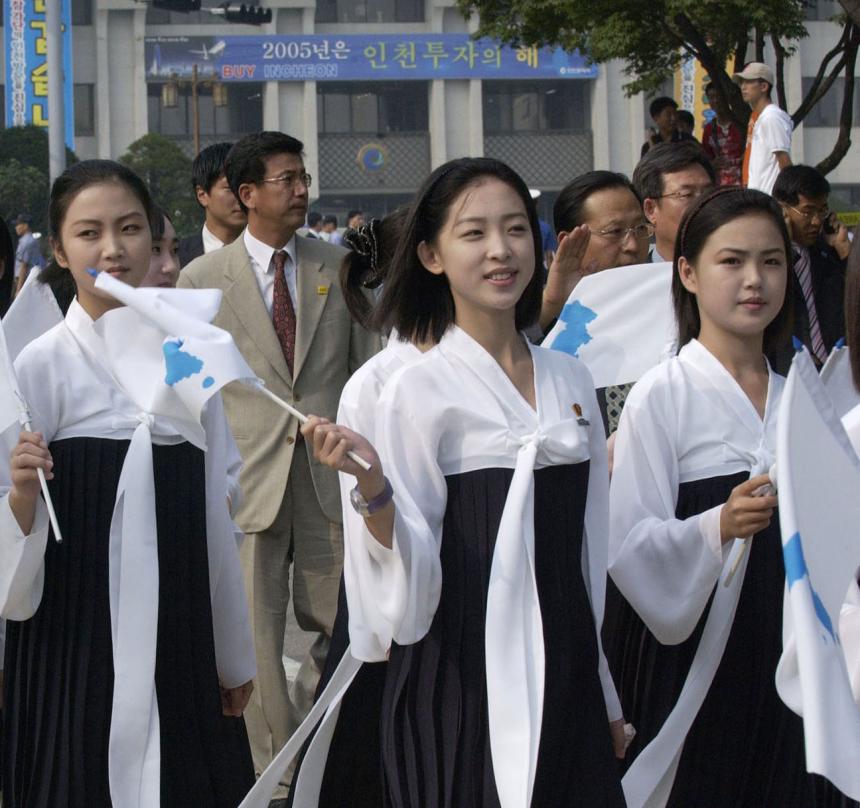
357, 143, 387, 172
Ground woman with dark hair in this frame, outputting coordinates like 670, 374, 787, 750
0, 160, 254, 807
300, 157, 626, 807
604, 188, 848, 806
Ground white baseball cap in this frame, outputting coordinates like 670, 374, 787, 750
733, 62, 775, 86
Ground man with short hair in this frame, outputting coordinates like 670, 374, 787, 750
346, 209, 365, 230
13, 213, 43, 296
304, 210, 324, 239
322, 214, 342, 246
641, 96, 695, 156
771, 164, 849, 373
633, 142, 716, 263
178, 141, 247, 267
735, 62, 793, 194
178, 131, 381, 802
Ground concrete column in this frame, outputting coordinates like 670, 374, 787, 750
95, 8, 111, 157
590, 65, 610, 170
132, 6, 148, 144
429, 79, 447, 167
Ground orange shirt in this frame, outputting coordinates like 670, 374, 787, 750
741, 109, 760, 187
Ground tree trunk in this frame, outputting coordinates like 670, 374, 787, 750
792, 22, 851, 126
754, 28, 766, 62
772, 35, 788, 111
816, 25, 859, 175
839, 0, 860, 28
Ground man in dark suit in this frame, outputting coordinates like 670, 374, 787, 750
178, 132, 380, 803
178, 141, 247, 267
772, 164, 850, 374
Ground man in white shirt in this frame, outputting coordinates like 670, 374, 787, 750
178, 142, 247, 267
178, 132, 380, 803
735, 62, 793, 195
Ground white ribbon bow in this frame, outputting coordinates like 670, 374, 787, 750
107, 412, 163, 807
486, 419, 590, 808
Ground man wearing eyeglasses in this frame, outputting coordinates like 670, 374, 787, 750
178, 131, 381, 804
771, 164, 849, 373
633, 142, 716, 264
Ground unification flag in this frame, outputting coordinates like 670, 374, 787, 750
542, 261, 676, 388
1, 269, 64, 362
91, 270, 259, 445
0, 315, 25, 433
820, 341, 859, 420
775, 345, 860, 800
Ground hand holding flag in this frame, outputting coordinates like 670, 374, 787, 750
0, 321, 63, 543
90, 270, 371, 471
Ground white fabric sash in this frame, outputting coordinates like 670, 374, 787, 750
107, 414, 162, 806
622, 443, 773, 808
239, 650, 362, 807
487, 418, 590, 808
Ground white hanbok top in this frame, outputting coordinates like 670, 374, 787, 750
609, 338, 783, 806
353, 325, 621, 807
841, 402, 860, 704
0, 299, 253, 805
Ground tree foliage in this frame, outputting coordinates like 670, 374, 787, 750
0, 125, 78, 178
0, 125, 78, 231
119, 133, 201, 238
0, 160, 51, 236
458, 0, 859, 174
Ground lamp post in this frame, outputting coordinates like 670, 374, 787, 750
161, 64, 228, 155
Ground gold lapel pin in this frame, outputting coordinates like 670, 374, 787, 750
317, 285, 329, 295
572, 403, 590, 426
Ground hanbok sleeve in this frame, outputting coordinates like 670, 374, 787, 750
841, 577, 860, 705
607, 378, 725, 645
0, 366, 53, 622
202, 397, 255, 688
343, 376, 447, 661
578, 376, 623, 722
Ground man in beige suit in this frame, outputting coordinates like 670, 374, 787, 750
178, 132, 380, 803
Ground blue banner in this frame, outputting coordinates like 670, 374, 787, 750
4, 0, 75, 150
145, 34, 596, 83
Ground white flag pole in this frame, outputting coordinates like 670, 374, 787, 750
254, 384, 372, 472
15, 393, 63, 544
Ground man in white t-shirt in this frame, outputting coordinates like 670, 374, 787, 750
735, 62, 793, 194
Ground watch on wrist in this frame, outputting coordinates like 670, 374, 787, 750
350, 476, 393, 517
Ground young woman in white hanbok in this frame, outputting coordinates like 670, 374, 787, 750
301, 157, 627, 808
605, 187, 848, 806
0, 161, 255, 807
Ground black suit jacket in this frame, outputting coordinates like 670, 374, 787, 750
178, 233, 204, 269
769, 238, 846, 375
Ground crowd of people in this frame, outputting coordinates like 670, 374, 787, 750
0, 58, 857, 808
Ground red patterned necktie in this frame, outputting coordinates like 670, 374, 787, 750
272, 249, 296, 376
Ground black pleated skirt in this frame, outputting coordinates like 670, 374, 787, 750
603, 470, 857, 807
285, 576, 387, 808
2, 437, 254, 808
381, 462, 624, 808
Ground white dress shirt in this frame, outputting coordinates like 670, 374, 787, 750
243, 228, 298, 314
201, 223, 225, 255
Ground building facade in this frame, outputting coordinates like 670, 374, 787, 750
0, 0, 858, 223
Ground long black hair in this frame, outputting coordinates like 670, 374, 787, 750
846, 224, 860, 392
672, 187, 794, 353
373, 157, 543, 343
339, 207, 408, 330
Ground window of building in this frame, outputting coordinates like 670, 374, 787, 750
145, 5, 223, 24
72, 0, 93, 25
483, 81, 591, 133
74, 84, 95, 136
317, 83, 429, 133
147, 82, 264, 139
315, 0, 424, 24
831, 185, 860, 209
804, 0, 841, 21
800, 77, 860, 127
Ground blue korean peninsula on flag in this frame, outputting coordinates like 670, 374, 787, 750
775, 345, 860, 800
542, 261, 675, 388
